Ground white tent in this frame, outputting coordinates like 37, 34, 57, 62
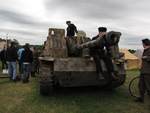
134, 49, 144, 68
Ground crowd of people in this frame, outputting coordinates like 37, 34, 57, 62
0, 21, 149, 103
0, 42, 40, 83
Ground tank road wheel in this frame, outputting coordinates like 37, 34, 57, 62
111, 71, 126, 88
111, 73, 126, 88
105, 63, 126, 89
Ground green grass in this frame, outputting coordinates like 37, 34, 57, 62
0, 70, 150, 113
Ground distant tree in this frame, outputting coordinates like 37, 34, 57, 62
34, 45, 44, 50
128, 49, 136, 54
12, 39, 19, 46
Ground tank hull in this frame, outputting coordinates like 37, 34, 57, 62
39, 57, 126, 95
39, 28, 126, 95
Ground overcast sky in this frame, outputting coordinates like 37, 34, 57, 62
0, 0, 150, 49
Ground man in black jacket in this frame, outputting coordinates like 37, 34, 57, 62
79, 27, 117, 81
6, 42, 18, 81
66, 21, 78, 37
0, 46, 8, 70
135, 38, 150, 103
66, 21, 78, 56
21, 43, 33, 83
90, 27, 107, 80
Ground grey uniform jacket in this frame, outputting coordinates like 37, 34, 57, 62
81, 35, 105, 49
141, 47, 150, 74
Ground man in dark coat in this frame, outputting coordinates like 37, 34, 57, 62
79, 27, 116, 80
21, 43, 33, 83
66, 21, 78, 37
89, 27, 107, 80
135, 38, 150, 103
66, 21, 78, 56
6, 42, 18, 81
0, 46, 8, 70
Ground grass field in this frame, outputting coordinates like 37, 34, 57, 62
0, 70, 150, 113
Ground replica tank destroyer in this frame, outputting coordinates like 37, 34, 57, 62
39, 28, 126, 95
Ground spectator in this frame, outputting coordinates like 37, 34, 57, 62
0, 45, 8, 72
17, 46, 24, 76
6, 42, 18, 82
135, 38, 150, 103
31, 47, 40, 77
21, 43, 33, 83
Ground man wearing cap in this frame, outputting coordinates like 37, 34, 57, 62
90, 27, 107, 80
66, 21, 78, 37
135, 38, 150, 103
65, 21, 78, 56
79, 27, 115, 80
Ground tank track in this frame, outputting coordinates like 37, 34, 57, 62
39, 66, 54, 96
105, 63, 126, 89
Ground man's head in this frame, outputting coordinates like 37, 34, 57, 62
98, 27, 107, 37
24, 43, 30, 50
66, 21, 71, 25
98, 27, 107, 33
10, 42, 15, 47
142, 38, 150, 48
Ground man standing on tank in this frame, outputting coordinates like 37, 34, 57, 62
66, 21, 78, 56
66, 21, 78, 37
135, 38, 150, 103
90, 27, 107, 80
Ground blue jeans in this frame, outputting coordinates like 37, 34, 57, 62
7, 61, 17, 80
22, 63, 31, 81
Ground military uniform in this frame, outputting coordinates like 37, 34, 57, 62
66, 22, 78, 56
90, 35, 106, 79
80, 30, 122, 81
139, 47, 150, 100
66, 24, 78, 37
81, 34, 114, 80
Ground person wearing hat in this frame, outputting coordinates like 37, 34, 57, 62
66, 21, 78, 37
92, 27, 107, 40
135, 38, 150, 103
79, 27, 117, 81
65, 21, 78, 56
79, 27, 109, 79
0, 45, 8, 72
